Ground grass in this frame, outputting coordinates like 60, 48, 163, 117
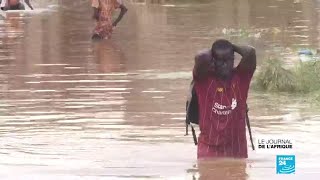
253, 58, 320, 102
254, 58, 296, 92
294, 61, 320, 93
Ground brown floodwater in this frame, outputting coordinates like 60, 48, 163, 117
0, 0, 319, 179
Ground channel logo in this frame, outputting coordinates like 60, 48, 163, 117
255, 135, 295, 154
276, 155, 295, 174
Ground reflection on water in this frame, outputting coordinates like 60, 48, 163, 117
93, 40, 127, 73
0, 0, 320, 179
193, 159, 248, 180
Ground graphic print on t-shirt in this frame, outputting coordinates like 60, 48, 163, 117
211, 83, 238, 116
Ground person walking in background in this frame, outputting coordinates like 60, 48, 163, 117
91, 0, 128, 40
0, 0, 33, 10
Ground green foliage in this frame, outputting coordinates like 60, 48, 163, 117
255, 58, 296, 92
254, 58, 320, 101
294, 61, 320, 93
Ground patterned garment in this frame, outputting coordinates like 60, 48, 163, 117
1, 0, 24, 10
194, 49, 254, 159
9, 0, 20, 5
92, 0, 122, 39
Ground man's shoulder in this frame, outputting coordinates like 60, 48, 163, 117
195, 49, 212, 60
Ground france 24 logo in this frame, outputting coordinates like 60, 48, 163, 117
276, 155, 295, 174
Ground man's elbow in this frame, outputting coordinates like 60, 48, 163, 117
245, 46, 256, 62
193, 67, 201, 81
248, 46, 256, 56
120, 5, 128, 13
245, 46, 256, 71
194, 54, 200, 64
251, 52, 257, 71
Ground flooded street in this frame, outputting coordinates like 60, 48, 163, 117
0, 0, 320, 179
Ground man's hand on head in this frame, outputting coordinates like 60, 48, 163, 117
232, 44, 256, 72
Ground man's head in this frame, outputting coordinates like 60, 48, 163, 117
211, 39, 235, 80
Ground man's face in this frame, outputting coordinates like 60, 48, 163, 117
213, 49, 234, 80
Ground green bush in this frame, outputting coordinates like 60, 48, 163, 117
253, 58, 320, 102
294, 61, 320, 93
255, 58, 297, 92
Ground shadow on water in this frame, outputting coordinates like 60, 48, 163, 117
0, 0, 320, 179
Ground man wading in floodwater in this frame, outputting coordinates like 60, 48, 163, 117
91, 0, 128, 40
192, 39, 256, 159
0, 0, 33, 10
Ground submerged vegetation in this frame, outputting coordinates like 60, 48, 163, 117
254, 58, 296, 92
253, 58, 320, 102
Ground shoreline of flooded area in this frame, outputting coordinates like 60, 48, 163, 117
1, 0, 320, 179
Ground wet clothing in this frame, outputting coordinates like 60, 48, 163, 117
8, 2, 24, 10
91, 0, 122, 39
194, 50, 254, 159
1, 0, 25, 10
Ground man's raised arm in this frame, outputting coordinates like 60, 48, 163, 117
193, 49, 214, 80
112, 3, 128, 27
233, 45, 256, 72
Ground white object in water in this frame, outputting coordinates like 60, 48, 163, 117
4, 8, 47, 13
0, 0, 6, 18
299, 54, 313, 62
0, 11, 5, 19
0, 0, 6, 8
298, 49, 320, 62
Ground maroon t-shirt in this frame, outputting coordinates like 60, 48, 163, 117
194, 56, 254, 158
